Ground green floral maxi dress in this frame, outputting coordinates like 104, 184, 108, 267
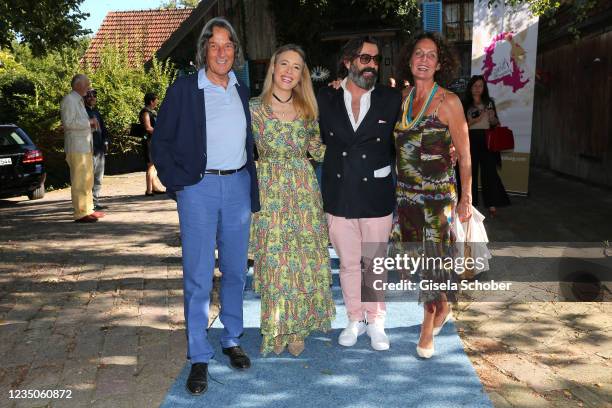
249, 98, 336, 354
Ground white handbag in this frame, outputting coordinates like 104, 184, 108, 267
452, 206, 492, 275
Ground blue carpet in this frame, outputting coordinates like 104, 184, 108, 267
161, 253, 492, 408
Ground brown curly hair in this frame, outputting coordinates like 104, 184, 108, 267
396, 32, 459, 88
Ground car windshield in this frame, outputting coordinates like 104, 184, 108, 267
0, 128, 29, 147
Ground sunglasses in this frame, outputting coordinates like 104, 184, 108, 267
356, 53, 382, 65
86, 91, 97, 97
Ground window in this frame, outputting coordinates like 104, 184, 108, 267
0, 129, 26, 146
445, 3, 461, 42
463, 2, 473, 42
444, 1, 473, 43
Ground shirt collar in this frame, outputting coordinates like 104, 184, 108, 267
198, 68, 238, 90
340, 77, 375, 95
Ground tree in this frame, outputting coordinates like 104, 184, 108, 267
0, 0, 90, 56
160, 0, 200, 8
0, 41, 175, 154
270, 0, 421, 71
490, 0, 600, 39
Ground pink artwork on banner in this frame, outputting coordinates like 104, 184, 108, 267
482, 32, 529, 93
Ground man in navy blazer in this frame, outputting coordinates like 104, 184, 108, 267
317, 37, 402, 353
152, 17, 259, 396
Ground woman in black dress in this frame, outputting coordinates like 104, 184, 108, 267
463, 75, 509, 216
140, 92, 164, 195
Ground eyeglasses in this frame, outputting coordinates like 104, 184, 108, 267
357, 54, 382, 65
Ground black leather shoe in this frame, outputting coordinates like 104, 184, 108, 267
222, 346, 251, 369
186, 363, 208, 395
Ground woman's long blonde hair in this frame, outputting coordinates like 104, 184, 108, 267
260, 44, 318, 121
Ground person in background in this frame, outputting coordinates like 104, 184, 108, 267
140, 92, 165, 196
463, 75, 510, 217
84, 89, 109, 210
60, 74, 105, 223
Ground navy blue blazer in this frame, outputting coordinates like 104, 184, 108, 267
151, 73, 260, 212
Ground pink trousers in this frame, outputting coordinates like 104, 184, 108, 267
327, 213, 393, 324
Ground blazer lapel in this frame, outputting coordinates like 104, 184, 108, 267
196, 80, 206, 143
236, 82, 250, 119
354, 87, 381, 140
334, 89, 358, 144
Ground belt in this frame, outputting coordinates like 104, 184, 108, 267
204, 165, 246, 176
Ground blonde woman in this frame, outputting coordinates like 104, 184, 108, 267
249, 44, 335, 356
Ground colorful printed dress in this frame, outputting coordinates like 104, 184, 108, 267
249, 97, 336, 354
392, 91, 459, 305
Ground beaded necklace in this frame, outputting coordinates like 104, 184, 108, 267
398, 82, 439, 130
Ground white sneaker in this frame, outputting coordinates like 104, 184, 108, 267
338, 320, 367, 347
366, 322, 390, 351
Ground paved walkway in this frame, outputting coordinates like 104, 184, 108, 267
0, 168, 610, 407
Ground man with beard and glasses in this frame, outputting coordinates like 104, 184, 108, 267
317, 36, 402, 351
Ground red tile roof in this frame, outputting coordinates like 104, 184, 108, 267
83, 8, 194, 68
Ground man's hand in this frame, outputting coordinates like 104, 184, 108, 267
450, 144, 457, 166
328, 79, 341, 90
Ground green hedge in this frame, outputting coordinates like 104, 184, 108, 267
0, 41, 176, 188
0, 41, 175, 154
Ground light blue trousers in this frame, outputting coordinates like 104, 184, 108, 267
177, 169, 251, 363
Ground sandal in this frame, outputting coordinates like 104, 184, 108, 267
287, 341, 305, 357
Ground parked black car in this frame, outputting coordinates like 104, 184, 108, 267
0, 124, 46, 200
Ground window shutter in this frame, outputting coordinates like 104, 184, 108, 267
422, 1, 443, 33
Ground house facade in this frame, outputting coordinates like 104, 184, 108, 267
85, 0, 611, 186
425, 0, 612, 186
83, 0, 276, 90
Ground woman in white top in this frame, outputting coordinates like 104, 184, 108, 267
462, 75, 509, 217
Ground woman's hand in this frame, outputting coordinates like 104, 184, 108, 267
457, 196, 472, 222
488, 109, 499, 126
468, 110, 482, 126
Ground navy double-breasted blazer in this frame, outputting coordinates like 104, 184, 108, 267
317, 85, 402, 218
151, 73, 260, 212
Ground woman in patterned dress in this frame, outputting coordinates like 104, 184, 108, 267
393, 33, 472, 358
249, 44, 335, 357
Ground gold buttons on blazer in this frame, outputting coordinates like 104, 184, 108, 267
376, 138, 381, 142
330, 132, 334, 136
362, 154, 367, 159
337, 173, 341, 178
362, 177, 368, 182
342, 152, 347, 156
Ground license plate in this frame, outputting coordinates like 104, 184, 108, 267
0, 158, 12, 166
